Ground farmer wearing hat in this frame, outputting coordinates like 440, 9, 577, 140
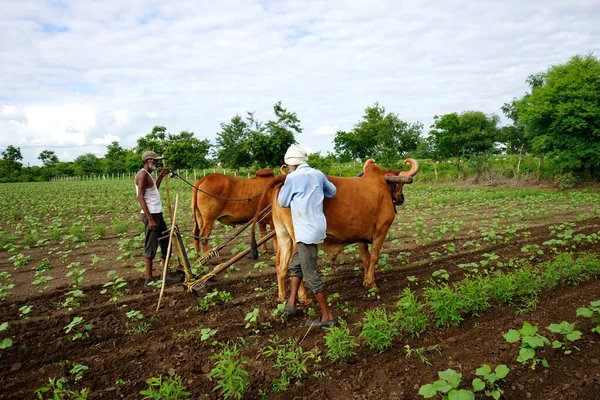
135, 151, 180, 287
278, 144, 338, 327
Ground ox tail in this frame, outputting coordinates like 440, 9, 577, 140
249, 175, 286, 259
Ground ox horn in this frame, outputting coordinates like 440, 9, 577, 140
399, 158, 419, 177
385, 175, 413, 184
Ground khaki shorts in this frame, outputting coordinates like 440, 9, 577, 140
288, 242, 326, 294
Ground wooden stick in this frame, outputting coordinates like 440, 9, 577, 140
162, 159, 186, 270
157, 194, 179, 312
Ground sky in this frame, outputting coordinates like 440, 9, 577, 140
1, 0, 599, 167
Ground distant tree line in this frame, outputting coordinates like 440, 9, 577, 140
2, 53, 599, 183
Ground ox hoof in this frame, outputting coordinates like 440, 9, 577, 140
363, 281, 376, 289
298, 298, 313, 306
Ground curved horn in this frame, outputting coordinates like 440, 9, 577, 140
356, 159, 375, 177
399, 158, 419, 177
385, 175, 413, 184
280, 165, 288, 176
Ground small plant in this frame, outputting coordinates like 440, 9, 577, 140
418, 368, 474, 399
244, 308, 260, 329
9, 252, 30, 269
32, 270, 53, 293
1, 322, 13, 353
209, 343, 250, 399
367, 287, 380, 300
35, 377, 90, 399
61, 289, 86, 309
64, 316, 94, 341
431, 269, 449, 283
253, 261, 268, 272
323, 319, 359, 361
66, 267, 86, 288
472, 364, 509, 399
195, 290, 233, 311
125, 310, 152, 335
546, 321, 582, 354
576, 300, 600, 335
36, 258, 53, 272
140, 374, 191, 399
0, 272, 15, 300
358, 308, 399, 353
19, 305, 33, 319
503, 321, 550, 369
100, 270, 129, 302
263, 338, 317, 391
404, 344, 441, 366
392, 287, 428, 338
58, 361, 89, 382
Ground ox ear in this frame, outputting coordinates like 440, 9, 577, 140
280, 165, 288, 175
385, 176, 413, 184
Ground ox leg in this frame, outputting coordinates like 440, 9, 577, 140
199, 220, 215, 254
363, 236, 386, 289
275, 231, 294, 303
258, 223, 270, 253
357, 243, 375, 288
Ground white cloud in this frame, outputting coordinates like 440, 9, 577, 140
0, 0, 599, 165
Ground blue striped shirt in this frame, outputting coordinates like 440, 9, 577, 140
278, 164, 337, 244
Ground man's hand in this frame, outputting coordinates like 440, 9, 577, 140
160, 167, 171, 176
148, 217, 158, 230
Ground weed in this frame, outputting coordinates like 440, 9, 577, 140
323, 319, 359, 362
404, 344, 441, 366
358, 308, 399, 353
140, 375, 191, 399
35, 377, 90, 399
392, 287, 428, 338
263, 338, 317, 390
209, 343, 250, 399
424, 284, 464, 328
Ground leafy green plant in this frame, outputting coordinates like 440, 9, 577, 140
323, 319, 359, 361
358, 308, 399, 353
472, 364, 509, 400
404, 344, 441, 366
546, 321, 582, 354
0, 272, 15, 300
100, 270, 128, 302
392, 287, 428, 338
263, 337, 317, 391
576, 300, 600, 335
244, 308, 259, 329
35, 377, 90, 400
209, 343, 250, 399
9, 252, 30, 270
1, 322, 13, 353
418, 368, 474, 399
503, 321, 550, 369
424, 284, 464, 328
66, 267, 86, 288
32, 270, 53, 293
64, 317, 94, 341
140, 374, 191, 399
195, 290, 233, 311
19, 305, 33, 319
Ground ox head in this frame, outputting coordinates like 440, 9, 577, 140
383, 159, 419, 207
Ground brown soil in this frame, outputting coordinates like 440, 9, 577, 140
1, 188, 600, 399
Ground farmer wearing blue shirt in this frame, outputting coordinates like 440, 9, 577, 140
278, 144, 337, 327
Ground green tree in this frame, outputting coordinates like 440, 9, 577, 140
135, 125, 168, 154
0, 145, 23, 179
54, 162, 75, 177
214, 114, 254, 169
38, 150, 59, 166
164, 131, 211, 170
513, 53, 600, 176
333, 103, 422, 164
103, 141, 126, 174
429, 111, 500, 176
500, 99, 531, 175
248, 101, 300, 167
73, 153, 102, 176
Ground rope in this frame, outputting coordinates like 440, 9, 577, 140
171, 172, 264, 202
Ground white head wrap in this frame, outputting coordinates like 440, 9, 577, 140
284, 144, 308, 166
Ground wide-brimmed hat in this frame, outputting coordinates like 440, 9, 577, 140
142, 151, 165, 162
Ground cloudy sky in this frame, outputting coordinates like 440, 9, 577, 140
1, 0, 598, 166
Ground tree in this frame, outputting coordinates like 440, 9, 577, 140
135, 126, 168, 154
73, 153, 101, 176
103, 141, 126, 174
0, 145, 23, 178
429, 111, 500, 176
164, 131, 211, 170
333, 103, 422, 164
248, 101, 300, 167
513, 53, 600, 176
38, 150, 59, 166
499, 100, 530, 175
214, 114, 254, 169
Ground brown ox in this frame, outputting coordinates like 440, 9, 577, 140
250, 159, 418, 303
192, 169, 275, 254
